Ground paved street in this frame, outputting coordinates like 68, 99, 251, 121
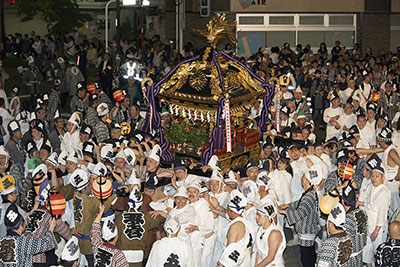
283, 228, 303, 267
284, 245, 302, 267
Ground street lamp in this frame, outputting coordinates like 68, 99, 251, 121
122, 0, 136, 5
106, 0, 149, 56
122, 0, 149, 5
105, 0, 116, 51
106, 0, 147, 51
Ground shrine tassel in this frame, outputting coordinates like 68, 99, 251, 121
224, 99, 232, 153
276, 86, 281, 133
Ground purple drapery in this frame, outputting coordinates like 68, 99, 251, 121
143, 56, 200, 162
199, 50, 233, 166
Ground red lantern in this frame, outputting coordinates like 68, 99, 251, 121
371, 92, 380, 102
46, 189, 66, 218
113, 90, 125, 102
92, 177, 113, 200
337, 162, 354, 179
87, 82, 96, 94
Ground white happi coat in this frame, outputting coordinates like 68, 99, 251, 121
289, 159, 308, 202
366, 119, 376, 131
382, 144, 400, 215
382, 144, 399, 187
337, 112, 357, 134
189, 198, 215, 267
355, 82, 372, 110
146, 237, 195, 267
210, 191, 230, 266
357, 126, 376, 149
222, 216, 254, 267
366, 184, 390, 233
323, 106, 344, 141
255, 224, 286, 266
269, 170, 291, 205
363, 183, 390, 263
62, 130, 81, 154
358, 178, 373, 210
169, 204, 196, 242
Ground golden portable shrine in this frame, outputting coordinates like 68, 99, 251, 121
141, 14, 274, 170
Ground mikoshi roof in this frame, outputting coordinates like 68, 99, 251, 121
157, 48, 266, 121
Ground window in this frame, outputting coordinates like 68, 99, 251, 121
391, 30, 400, 51
238, 16, 264, 25
299, 16, 324, 25
298, 31, 325, 47
329, 16, 354, 26
325, 31, 355, 47
269, 16, 294, 25
236, 14, 357, 52
392, 14, 400, 26
391, 15, 400, 51
266, 31, 295, 47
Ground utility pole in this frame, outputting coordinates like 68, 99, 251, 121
141, 2, 144, 60
175, 0, 184, 54
1, 0, 6, 58
116, 0, 121, 53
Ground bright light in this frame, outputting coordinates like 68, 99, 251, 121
122, 0, 136, 5
142, 0, 150, 6
123, 61, 143, 81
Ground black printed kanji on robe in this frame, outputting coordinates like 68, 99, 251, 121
95, 248, 113, 267
26, 188, 36, 212
122, 212, 145, 240
74, 196, 83, 223
231, 196, 242, 206
247, 233, 253, 248
26, 210, 46, 233
67, 240, 79, 258
228, 250, 240, 263
164, 253, 181, 267
0, 238, 16, 263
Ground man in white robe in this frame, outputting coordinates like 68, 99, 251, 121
354, 72, 373, 110
359, 164, 390, 267
186, 182, 216, 267
337, 102, 357, 135
323, 93, 344, 141
146, 217, 195, 267
356, 113, 376, 149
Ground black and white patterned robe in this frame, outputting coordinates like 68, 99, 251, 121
286, 187, 320, 247
344, 207, 368, 266
0, 231, 57, 266
324, 170, 340, 192
375, 238, 400, 266
316, 231, 353, 267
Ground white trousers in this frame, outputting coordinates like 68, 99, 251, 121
211, 237, 225, 267
363, 226, 388, 264
201, 234, 216, 267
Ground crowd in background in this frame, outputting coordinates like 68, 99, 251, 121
0, 25, 400, 267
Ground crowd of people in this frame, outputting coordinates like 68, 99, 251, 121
0, 25, 400, 267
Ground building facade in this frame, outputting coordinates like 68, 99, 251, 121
3, 0, 398, 55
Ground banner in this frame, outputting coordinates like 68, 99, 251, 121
276, 87, 281, 133
224, 100, 232, 153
